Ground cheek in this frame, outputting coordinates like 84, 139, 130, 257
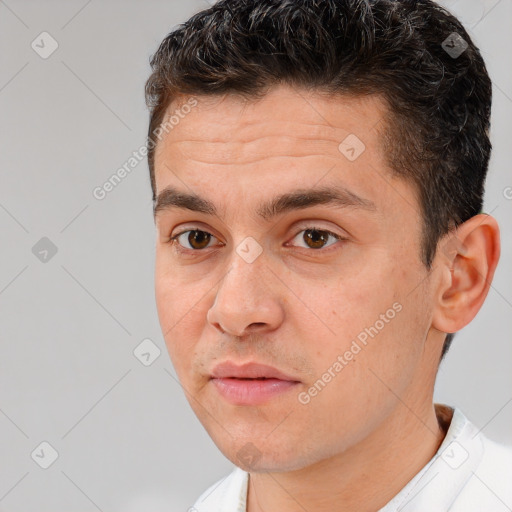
311, 272, 393, 340
155, 249, 197, 321
293, 288, 422, 450
154, 260, 205, 364
300, 259, 420, 378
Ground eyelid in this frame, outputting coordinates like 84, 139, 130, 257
169, 222, 223, 241
290, 221, 347, 239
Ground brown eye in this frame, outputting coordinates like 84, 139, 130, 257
304, 229, 330, 249
172, 230, 217, 250
188, 230, 211, 249
290, 228, 344, 250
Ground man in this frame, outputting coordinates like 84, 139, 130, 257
145, 0, 511, 510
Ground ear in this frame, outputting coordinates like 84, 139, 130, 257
431, 214, 500, 334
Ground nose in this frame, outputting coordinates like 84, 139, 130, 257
206, 253, 285, 337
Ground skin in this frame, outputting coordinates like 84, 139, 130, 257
152, 85, 500, 512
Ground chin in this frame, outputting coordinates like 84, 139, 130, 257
214, 434, 316, 473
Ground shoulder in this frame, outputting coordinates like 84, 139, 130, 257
451, 435, 512, 512
191, 467, 248, 512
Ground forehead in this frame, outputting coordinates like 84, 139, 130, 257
155, 86, 389, 158
152, 86, 416, 221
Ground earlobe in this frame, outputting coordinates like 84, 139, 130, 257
432, 214, 500, 334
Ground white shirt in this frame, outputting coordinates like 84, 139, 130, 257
191, 404, 512, 512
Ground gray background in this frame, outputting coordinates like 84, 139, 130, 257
0, 0, 510, 510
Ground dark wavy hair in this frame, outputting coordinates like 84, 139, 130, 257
145, 0, 493, 361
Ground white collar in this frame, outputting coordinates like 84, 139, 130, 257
378, 405, 483, 511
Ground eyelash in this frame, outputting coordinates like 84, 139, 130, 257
167, 226, 346, 254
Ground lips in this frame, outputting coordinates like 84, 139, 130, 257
211, 361, 298, 381
210, 361, 301, 405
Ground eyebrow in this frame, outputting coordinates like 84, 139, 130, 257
153, 185, 377, 221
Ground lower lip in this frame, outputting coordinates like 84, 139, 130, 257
211, 377, 299, 405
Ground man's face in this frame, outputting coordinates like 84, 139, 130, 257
153, 85, 440, 471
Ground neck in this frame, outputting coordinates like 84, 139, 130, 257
247, 401, 450, 512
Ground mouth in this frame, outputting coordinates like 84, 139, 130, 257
210, 362, 301, 405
